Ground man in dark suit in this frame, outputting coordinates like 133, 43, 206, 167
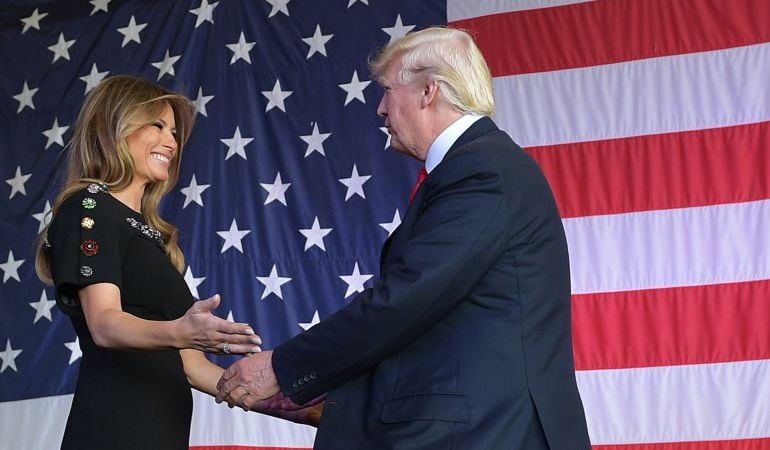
217, 26, 591, 450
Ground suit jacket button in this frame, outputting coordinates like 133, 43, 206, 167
309, 372, 317, 379
292, 382, 298, 389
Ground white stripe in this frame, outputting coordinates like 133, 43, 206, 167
576, 359, 770, 444
6, 364, 770, 449
564, 199, 770, 294
447, 0, 594, 22
0, 393, 316, 449
494, 43, 770, 147
189, 390, 316, 447
0, 394, 71, 450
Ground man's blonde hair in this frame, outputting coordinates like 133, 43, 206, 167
369, 26, 494, 116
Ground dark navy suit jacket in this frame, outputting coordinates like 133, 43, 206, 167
273, 117, 591, 450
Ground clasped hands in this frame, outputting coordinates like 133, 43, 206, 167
182, 296, 323, 425
182, 295, 281, 407
215, 350, 280, 409
215, 350, 325, 426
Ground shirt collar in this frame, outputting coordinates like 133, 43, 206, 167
424, 114, 483, 173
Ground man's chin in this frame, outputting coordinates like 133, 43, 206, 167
390, 143, 409, 157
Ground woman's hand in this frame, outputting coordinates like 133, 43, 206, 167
176, 294, 262, 354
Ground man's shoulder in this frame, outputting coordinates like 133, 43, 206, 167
451, 117, 519, 153
450, 127, 527, 168
444, 126, 551, 194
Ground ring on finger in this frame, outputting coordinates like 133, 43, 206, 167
223, 342, 231, 355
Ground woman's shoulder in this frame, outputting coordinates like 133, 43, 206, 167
55, 182, 124, 226
59, 181, 110, 203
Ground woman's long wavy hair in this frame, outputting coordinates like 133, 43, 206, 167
35, 75, 195, 284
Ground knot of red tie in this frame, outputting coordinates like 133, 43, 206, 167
409, 166, 428, 204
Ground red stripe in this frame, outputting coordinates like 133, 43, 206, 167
525, 121, 770, 218
572, 280, 770, 371
594, 437, 770, 450
450, 0, 770, 76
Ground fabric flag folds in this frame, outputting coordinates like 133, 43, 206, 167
450, 0, 770, 449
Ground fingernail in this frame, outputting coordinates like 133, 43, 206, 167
245, 328, 255, 335
252, 336, 262, 345
252, 346, 262, 353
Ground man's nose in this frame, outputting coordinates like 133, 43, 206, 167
376, 96, 386, 117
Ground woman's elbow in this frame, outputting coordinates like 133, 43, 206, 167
86, 318, 121, 349
89, 328, 115, 348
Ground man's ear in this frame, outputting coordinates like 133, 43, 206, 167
421, 79, 440, 108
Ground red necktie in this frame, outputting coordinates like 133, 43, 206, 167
409, 166, 428, 204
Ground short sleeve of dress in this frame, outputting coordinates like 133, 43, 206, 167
48, 183, 128, 315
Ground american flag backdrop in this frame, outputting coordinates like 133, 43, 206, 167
1, 0, 769, 449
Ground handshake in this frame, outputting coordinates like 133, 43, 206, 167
182, 295, 323, 426
215, 350, 325, 426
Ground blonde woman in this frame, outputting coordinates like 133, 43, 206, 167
36, 75, 262, 449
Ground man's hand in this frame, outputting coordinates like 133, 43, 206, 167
177, 294, 263, 354
216, 350, 280, 409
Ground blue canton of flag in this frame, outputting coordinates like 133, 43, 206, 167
0, 0, 446, 446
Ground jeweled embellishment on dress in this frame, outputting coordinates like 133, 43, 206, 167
125, 217, 164, 247
81, 216, 95, 230
86, 182, 109, 194
80, 265, 94, 277
80, 240, 99, 256
82, 197, 97, 209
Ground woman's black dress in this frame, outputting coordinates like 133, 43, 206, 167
48, 183, 194, 450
